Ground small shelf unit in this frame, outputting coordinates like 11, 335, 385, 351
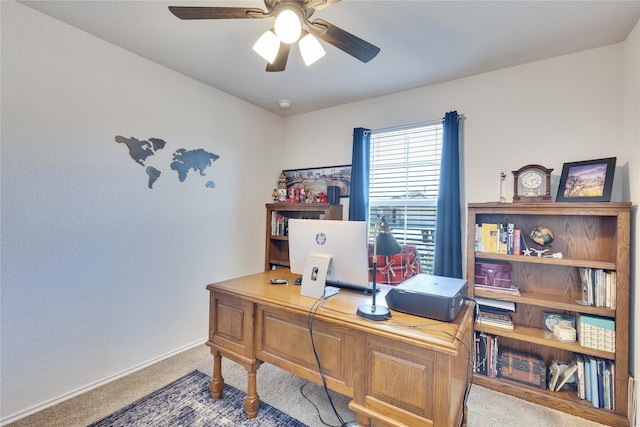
265, 203, 343, 271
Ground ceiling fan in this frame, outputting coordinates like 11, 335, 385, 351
168, 0, 380, 72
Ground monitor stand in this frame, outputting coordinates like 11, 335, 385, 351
300, 253, 331, 298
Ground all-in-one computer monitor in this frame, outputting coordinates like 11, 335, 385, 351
288, 219, 369, 286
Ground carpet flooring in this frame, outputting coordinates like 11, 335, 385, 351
6, 344, 608, 427
88, 371, 308, 427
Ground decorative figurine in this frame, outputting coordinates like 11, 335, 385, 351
521, 234, 532, 256
530, 226, 554, 246
544, 252, 564, 259
277, 172, 287, 202
272, 188, 279, 202
532, 248, 549, 257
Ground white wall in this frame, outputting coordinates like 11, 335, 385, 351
0, 2, 283, 422
283, 44, 628, 204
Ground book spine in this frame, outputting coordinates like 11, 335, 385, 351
507, 223, 515, 255
513, 229, 521, 255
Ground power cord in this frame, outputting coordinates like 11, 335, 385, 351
305, 295, 355, 427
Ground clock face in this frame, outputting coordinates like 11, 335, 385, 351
521, 171, 543, 189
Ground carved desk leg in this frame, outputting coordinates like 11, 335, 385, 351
356, 412, 372, 427
210, 351, 224, 398
244, 366, 260, 418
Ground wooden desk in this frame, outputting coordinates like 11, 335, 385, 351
206, 269, 473, 427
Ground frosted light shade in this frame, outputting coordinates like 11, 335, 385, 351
274, 9, 301, 44
299, 33, 325, 66
253, 30, 280, 64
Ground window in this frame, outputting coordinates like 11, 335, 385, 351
368, 121, 443, 274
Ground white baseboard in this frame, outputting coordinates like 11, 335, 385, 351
1, 338, 207, 426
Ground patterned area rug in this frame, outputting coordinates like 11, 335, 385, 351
88, 370, 308, 427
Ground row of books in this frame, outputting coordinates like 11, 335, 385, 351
473, 332, 499, 377
574, 354, 616, 410
578, 314, 616, 353
474, 222, 522, 255
579, 267, 617, 309
270, 213, 290, 236
474, 335, 616, 410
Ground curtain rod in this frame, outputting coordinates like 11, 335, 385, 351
358, 113, 465, 136
371, 118, 444, 134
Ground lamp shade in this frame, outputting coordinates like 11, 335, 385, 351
375, 232, 401, 256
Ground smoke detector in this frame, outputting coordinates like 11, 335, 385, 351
279, 99, 291, 109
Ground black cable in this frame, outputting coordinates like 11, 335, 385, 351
306, 295, 354, 427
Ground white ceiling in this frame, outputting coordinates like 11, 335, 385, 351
18, 0, 640, 117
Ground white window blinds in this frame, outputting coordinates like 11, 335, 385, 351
369, 121, 443, 274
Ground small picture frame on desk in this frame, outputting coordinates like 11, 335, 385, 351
556, 157, 616, 202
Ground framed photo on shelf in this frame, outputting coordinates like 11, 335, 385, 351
282, 164, 351, 198
556, 157, 616, 202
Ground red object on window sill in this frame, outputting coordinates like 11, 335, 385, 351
368, 243, 421, 286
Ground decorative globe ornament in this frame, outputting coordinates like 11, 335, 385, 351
530, 226, 554, 246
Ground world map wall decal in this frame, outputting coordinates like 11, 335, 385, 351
115, 136, 220, 189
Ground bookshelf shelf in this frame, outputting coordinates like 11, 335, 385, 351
475, 289, 616, 317
468, 202, 631, 426
265, 203, 343, 271
475, 324, 615, 359
475, 252, 616, 270
472, 374, 629, 427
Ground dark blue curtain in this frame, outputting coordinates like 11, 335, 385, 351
434, 111, 462, 278
348, 128, 371, 222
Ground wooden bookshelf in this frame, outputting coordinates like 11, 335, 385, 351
468, 202, 631, 426
265, 203, 342, 271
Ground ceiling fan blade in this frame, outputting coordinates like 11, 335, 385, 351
266, 43, 291, 72
303, 0, 341, 11
168, 6, 265, 20
311, 18, 380, 63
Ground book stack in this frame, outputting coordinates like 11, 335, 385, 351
578, 314, 615, 352
476, 297, 515, 330
574, 354, 615, 410
579, 267, 617, 308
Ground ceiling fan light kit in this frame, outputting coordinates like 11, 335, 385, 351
299, 32, 326, 66
274, 8, 302, 44
253, 30, 281, 63
169, 0, 380, 72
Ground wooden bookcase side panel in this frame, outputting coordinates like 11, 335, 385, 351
264, 204, 343, 271
467, 202, 631, 425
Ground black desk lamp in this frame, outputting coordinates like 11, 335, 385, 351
357, 215, 401, 321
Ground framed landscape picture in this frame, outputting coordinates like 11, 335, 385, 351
556, 157, 616, 202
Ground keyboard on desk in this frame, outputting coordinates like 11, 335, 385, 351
325, 279, 379, 293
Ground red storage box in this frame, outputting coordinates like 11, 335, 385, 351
475, 261, 512, 288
